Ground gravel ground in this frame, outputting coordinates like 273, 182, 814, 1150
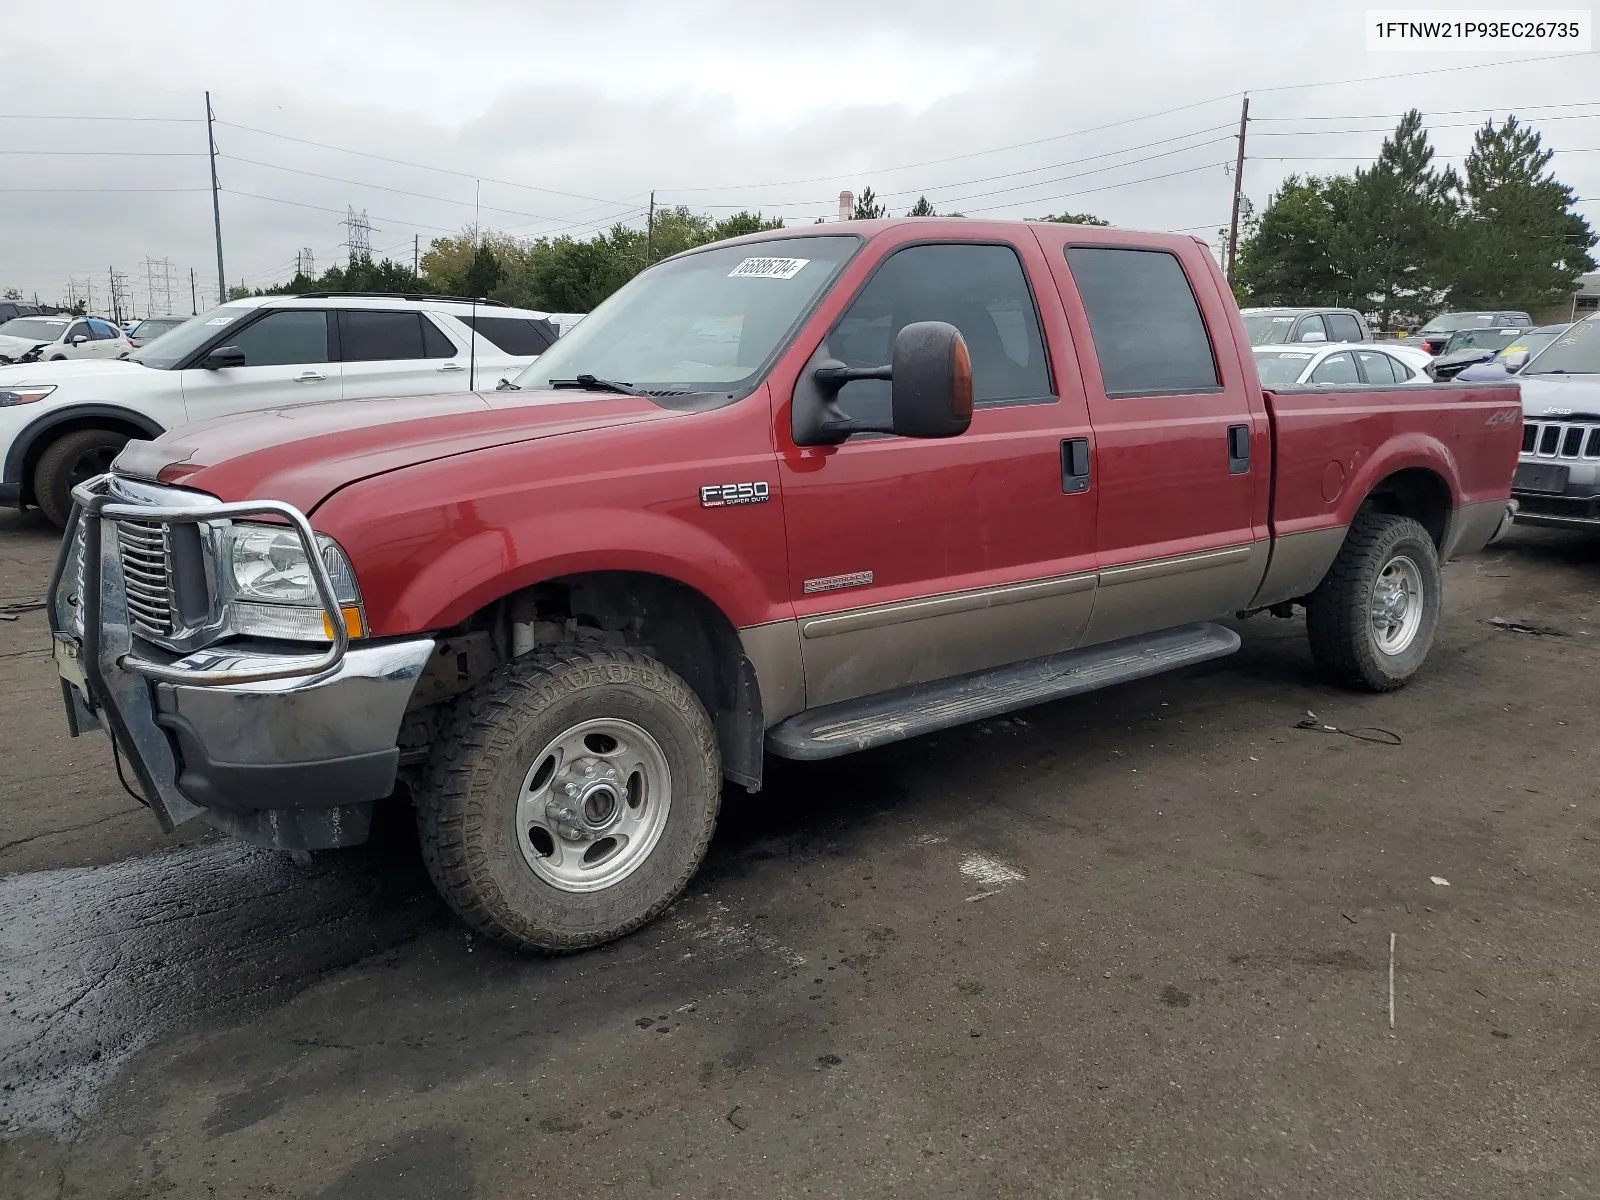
2, 505, 1598, 1199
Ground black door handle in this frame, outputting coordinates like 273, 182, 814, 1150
1061, 438, 1091, 493
1227, 424, 1251, 474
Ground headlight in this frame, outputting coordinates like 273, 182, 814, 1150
220, 523, 364, 641
0, 384, 56, 407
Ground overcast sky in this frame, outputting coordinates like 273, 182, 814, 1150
1, 0, 1595, 314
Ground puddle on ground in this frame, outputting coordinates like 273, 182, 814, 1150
0, 835, 445, 1135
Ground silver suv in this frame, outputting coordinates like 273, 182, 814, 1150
1511, 315, 1600, 530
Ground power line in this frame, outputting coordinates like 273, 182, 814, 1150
1252, 100, 1600, 122
0, 187, 207, 193
212, 119, 635, 209
214, 152, 622, 225
0, 149, 206, 156
962, 161, 1234, 215
0, 114, 202, 122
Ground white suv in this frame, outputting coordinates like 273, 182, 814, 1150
0, 293, 572, 526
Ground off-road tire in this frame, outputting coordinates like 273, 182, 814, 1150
415, 647, 721, 953
34, 427, 131, 528
1306, 512, 1441, 692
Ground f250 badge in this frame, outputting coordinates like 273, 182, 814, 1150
700, 481, 771, 508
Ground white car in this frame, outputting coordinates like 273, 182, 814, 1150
0, 293, 575, 526
0, 316, 133, 365
1252, 342, 1432, 387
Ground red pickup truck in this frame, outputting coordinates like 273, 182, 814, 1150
49, 219, 1521, 952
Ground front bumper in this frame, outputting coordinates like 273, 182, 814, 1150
49, 476, 435, 849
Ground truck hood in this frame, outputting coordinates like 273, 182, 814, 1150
1517, 374, 1600, 419
147, 388, 680, 513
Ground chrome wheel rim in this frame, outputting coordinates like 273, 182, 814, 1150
515, 718, 672, 893
1370, 554, 1424, 656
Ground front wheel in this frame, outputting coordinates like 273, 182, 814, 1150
415, 648, 722, 952
33, 427, 131, 528
1305, 512, 1442, 692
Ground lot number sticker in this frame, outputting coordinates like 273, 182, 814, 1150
728, 257, 809, 280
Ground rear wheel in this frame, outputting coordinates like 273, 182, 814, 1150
33, 428, 130, 528
1305, 512, 1441, 692
414, 647, 721, 952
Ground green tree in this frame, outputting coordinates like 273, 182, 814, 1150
462, 242, 503, 298
908, 195, 937, 217
853, 186, 887, 219
2, 288, 21, 301
1035, 211, 1109, 226
1332, 109, 1461, 330
710, 211, 786, 241
1449, 116, 1596, 312
1233, 176, 1350, 307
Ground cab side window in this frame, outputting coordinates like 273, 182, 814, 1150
1064, 246, 1220, 396
1326, 313, 1364, 343
1293, 314, 1329, 342
826, 242, 1053, 429
66, 321, 90, 343
1310, 350, 1359, 384
226, 310, 329, 366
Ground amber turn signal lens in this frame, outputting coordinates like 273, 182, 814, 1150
321, 606, 365, 640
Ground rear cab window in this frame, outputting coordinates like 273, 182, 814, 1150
1063, 246, 1220, 396
1326, 313, 1364, 343
462, 315, 556, 356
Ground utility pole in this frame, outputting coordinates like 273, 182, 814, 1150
108, 267, 117, 323
646, 190, 656, 265
190, 267, 198, 314
206, 90, 226, 302
1225, 94, 1249, 283
413, 234, 419, 276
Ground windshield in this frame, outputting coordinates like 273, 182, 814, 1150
1522, 316, 1600, 376
1252, 350, 1314, 384
513, 236, 859, 394
1419, 313, 1495, 334
128, 306, 248, 369
1242, 312, 1297, 345
1497, 329, 1565, 361
1446, 328, 1524, 353
132, 317, 184, 336
0, 318, 68, 341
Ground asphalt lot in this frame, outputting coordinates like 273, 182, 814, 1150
1, 504, 1598, 1199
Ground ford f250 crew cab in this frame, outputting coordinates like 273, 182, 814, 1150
48, 219, 1522, 953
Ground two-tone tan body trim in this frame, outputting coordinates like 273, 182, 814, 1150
742, 539, 1286, 725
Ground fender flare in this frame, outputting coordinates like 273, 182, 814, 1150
1333, 432, 1461, 531
3, 404, 166, 489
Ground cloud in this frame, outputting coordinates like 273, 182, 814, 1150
1, 0, 1594, 309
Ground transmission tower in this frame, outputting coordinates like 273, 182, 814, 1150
141, 257, 176, 316
108, 268, 133, 323
296, 247, 316, 280
341, 208, 372, 260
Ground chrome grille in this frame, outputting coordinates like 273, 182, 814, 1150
1525, 420, 1600, 461
115, 519, 175, 638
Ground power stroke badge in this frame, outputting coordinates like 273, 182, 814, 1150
699, 481, 771, 508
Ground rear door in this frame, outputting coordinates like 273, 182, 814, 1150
1037, 230, 1270, 646
337, 310, 463, 398
775, 230, 1100, 706
178, 307, 341, 420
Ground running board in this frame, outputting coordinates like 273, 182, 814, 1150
766, 622, 1240, 761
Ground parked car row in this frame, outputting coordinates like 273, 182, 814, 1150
0, 292, 579, 526
0, 315, 133, 365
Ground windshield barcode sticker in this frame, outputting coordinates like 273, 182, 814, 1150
728, 257, 809, 280
203, 316, 237, 325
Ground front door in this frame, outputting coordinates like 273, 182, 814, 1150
776, 233, 1100, 708
1038, 230, 1270, 646
179, 308, 341, 421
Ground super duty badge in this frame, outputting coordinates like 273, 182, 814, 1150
700, 481, 771, 508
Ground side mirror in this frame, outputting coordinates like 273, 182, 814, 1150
202, 344, 247, 370
795, 321, 973, 446
1501, 349, 1530, 372
69, 334, 89, 346
1298, 330, 1328, 343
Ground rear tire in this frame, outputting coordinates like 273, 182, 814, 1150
414, 647, 721, 953
1305, 512, 1441, 692
33, 428, 130, 528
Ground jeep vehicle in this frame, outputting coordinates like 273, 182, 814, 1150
49, 219, 1522, 952
1510, 313, 1600, 528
